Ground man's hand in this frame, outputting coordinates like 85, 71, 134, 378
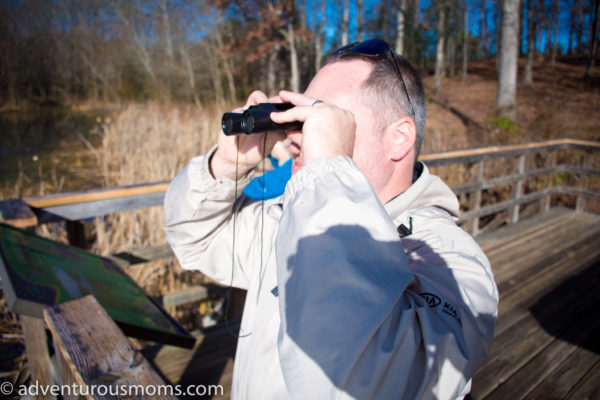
211, 91, 286, 180
271, 90, 356, 169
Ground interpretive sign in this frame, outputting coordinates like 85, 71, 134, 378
0, 223, 194, 348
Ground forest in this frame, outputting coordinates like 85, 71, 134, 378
0, 0, 598, 112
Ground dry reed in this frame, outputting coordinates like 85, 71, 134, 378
93, 102, 225, 299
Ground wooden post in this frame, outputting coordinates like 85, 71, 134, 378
0, 199, 38, 227
509, 155, 526, 223
541, 151, 557, 212
20, 315, 56, 400
44, 295, 178, 400
65, 220, 91, 250
469, 161, 485, 237
576, 151, 592, 212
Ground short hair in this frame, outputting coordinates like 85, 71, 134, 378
325, 49, 426, 159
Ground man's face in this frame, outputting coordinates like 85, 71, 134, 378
286, 59, 390, 192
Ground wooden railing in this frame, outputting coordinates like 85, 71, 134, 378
421, 138, 600, 236
1, 138, 598, 304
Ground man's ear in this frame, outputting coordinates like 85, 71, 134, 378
387, 117, 416, 161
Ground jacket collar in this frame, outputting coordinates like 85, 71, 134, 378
384, 162, 460, 220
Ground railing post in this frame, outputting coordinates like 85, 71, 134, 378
66, 220, 92, 250
576, 151, 592, 212
20, 315, 56, 400
469, 160, 485, 237
509, 155, 526, 224
541, 151, 557, 212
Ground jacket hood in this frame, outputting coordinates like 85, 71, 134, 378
384, 162, 460, 219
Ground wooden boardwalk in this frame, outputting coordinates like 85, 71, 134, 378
470, 207, 600, 399
147, 207, 600, 399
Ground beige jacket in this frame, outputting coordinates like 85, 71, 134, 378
164, 149, 498, 400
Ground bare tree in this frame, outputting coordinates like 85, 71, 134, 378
342, 0, 350, 45
551, 0, 560, 64
523, 0, 535, 86
357, 0, 364, 40
395, 0, 406, 54
287, 22, 300, 92
314, 0, 328, 71
434, 4, 446, 92
585, 0, 599, 77
497, 0, 521, 120
462, 0, 469, 81
480, 0, 489, 57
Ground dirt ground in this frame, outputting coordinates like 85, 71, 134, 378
423, 57, 600, 153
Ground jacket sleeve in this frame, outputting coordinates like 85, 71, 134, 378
275, 156, 498, 399
163, 147, 259, 289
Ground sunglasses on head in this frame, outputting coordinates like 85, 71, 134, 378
332, 39, 416, 121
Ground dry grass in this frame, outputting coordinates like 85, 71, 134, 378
92, 102, 226, 299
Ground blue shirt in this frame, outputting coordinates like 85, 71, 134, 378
243, 156, 292, 200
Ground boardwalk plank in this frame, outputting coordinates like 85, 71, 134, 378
562, 360, 600, 400
493, 232, 600, 336
470, 259, 600, 398
522, 326, 600, 400
482, 287, 600, 400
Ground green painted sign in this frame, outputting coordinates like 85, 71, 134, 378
0, 223, 193, 348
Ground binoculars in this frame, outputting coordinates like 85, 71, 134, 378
222, 103, 303, 135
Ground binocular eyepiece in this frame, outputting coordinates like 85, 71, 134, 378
222, 103, 303, 135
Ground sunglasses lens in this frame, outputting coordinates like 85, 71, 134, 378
351, 39, 389, 56
333, 42, 357, 55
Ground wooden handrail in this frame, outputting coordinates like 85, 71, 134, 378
419, 138, 600, 166
14, 139, 597, 211
25, 181, 170, 208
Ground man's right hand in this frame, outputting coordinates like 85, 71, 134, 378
210, 91, 286, 180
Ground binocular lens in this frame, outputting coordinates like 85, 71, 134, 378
222, 113, 243, 135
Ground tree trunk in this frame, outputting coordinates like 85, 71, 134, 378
395, 0, 406, 54
585, 0, 599, 77
519, 0, 525, 57
413, 0, 421, 59
434, 5, 446, 92
314, 0, 327, 72
160, 0, 175, 66
179, 44, 201, 106
495, 0, 502, 71
447, 36, 456, 78
215, 13, 236, 103
551, 0, 560, 64
497, 0, 520, 121
358, 0, 364, 41
288, 23, 300, 92
268, 44, 280, 96
568, 5, 575, 54
576, 4, 584, 54
463, 0, 469, 81
545, 12, 552, 57
480, 0, 489, 57
209, 49, 224, 105
342, 0, 350, 45
523, 0, 534, 86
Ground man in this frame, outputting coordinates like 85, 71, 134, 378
164, 39, 498, 399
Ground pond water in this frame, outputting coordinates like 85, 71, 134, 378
0, 109, 107, 196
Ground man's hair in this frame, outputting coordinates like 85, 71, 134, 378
325, 50, 426, 159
